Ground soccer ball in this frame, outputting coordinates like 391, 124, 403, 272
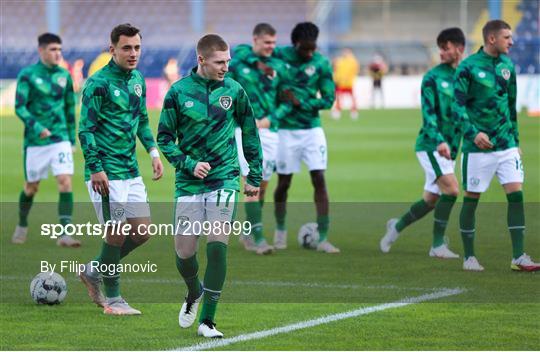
30, 272, 67, 305
297, 222, 319, 249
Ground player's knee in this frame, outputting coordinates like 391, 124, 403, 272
276, 177, 292, 192
446, 187, 459, 198
24, 182, 39, 196
57, 176, 72, 192
310, 172, 326, 190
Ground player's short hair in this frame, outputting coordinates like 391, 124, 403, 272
38, 33, 61, 47
437, 27, 466, 47
253, 23, 276, 36
110, 23, 141, 45
197, 34, 229, 57
482, 20, 511, 42
291, 22, 319, 45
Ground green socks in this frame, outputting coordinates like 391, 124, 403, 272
176, 253, 202, 301
317, 214, 329, 242
396, 199, 434, 232
200, 242, 227, 323
96, 242, 121, 298
120, 236, 140, 259
432, 194, 457, 247
507, 191, 525, 259
460, 196, 479, 259
18, 191, 34, 227
245, 201, 264, 244
58, 192, 73, 227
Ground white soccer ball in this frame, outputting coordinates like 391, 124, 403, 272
30, 272, 67, 305
297, 222, 319, 249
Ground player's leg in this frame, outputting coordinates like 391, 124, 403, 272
235, 128, 257, 251
274, 173, 292, 249
12, 181, 39, 244
244, 129, 276, 254
331, 88, 342, 119
429, 173, 460, 258
175, 194, 204, 328
79, 180, 131, 310
13, 145, 50, 244
303, 127, 338, 253
197, 189, 237, 338
55, 174, 80, 247
380, 151, 437, 253
497, 148, 539, 271
349, 89, 358, 120
51, 141, 78, 247
459, 151, 497, 271
273, 129, 301, 249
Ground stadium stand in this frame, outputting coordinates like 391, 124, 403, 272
0, 0, 537, 78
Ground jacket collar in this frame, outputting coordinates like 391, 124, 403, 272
106, 58, 133, 79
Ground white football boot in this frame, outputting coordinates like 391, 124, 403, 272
429, 244, 460, 259
198, 320, 224, 338
179, 291, 203, 328
103, 297, 141, 315
463, 256, 484, 272
273, 230, 287, 249
511, 253, 540, 272
380, 218, 400, 253
57, 235, 81, 248
11, 225, 28, 244
316, 240, 340, 253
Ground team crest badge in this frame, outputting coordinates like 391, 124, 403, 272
501, 68, 511, 80
114, 90, 120, 97
113, 207, 125, 220
35, 78, 43, 85
57, 77, 67, 87
185, 101, 194, 108
134, 84, 142, 97
219, 96, 232, 110
305, 65, 316, 76
478, 71, 486, 78
242, 68, 250, 74
441, 81, 449, 88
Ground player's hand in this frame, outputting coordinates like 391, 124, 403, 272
244, 183, 259, 197
436, 142, 451, 160
256, 61, 275, 78
281, 89, 301, 107
152, 157, 163, 181
39, 129, 51, 139
91, 171, 109, 196
193, 162, 211, 179
474, 132, 493, 150
256, 117, 271, 129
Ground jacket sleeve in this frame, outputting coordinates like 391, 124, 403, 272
232, 44, 259, 66
508, 66, 519, 146
420, 73, 445, 145
301, 59, 335, 111
136, 78, 157, 151
64, 74, 76, 145
234, 87, 262, 187
452, 63, 479, 141
157, 89, 198, 173
15, 71, 46, 136
78, 80, 106, 174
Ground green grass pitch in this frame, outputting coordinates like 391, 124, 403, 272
1, 109, 539, 350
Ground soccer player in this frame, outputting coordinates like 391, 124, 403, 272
453, 20, 539, 272
228, 23, 292, 255
380, 28, 465, 258
12, 33, 80, 248
234, 22, 339, 253
78, 23, 164, 314
331, 48, 359, 120
157, 34, 262, 337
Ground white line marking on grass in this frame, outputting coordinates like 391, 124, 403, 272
0, 275, 440, 292
173, 288, 465, 351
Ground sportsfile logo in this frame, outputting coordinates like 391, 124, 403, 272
40, 220, 252, 239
